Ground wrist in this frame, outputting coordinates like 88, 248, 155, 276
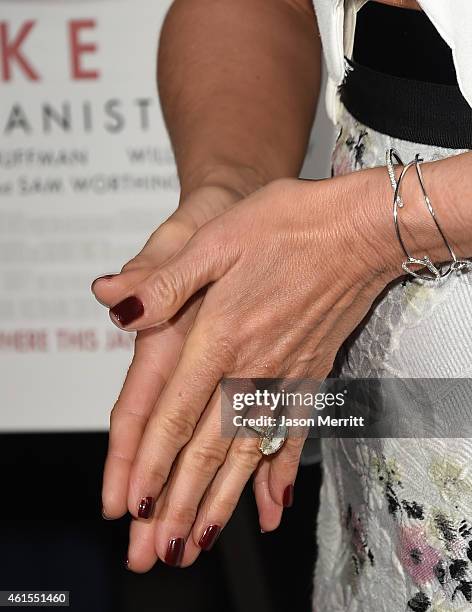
179, 161, 270, 202
334, 165, 405, 285
390, 154, 472, 272
343, 157, 468, 285
174, 163, 271, 232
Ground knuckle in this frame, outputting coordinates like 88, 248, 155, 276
146, 462, 169, 486
260, 358, 285, 378
130, 460, 167, 492
150, 268, 180, 312
159, 410, 196, 447
211, 495, 238, 517
279, 438, 303, 465
193, 218, 236, 268
200, 329, 237, 372
190, 326, 236, 374
230, 442, 262, 472
164, 500, 197, 526
109, 403, 119, 428
109, 401, 146, 433
218, 335, 238, 371
109, 402, 125, 429
187, 442, 227, 477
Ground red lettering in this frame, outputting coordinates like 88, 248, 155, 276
69, 19, 99, 80
56, 329, 99, 351
0, 21, 39, 81
0, 329, 48, 352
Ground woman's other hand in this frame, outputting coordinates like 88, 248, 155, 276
92, 178, 253, 521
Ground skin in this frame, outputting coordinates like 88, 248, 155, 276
92, 0, 470, 570
95, 0, 321, 570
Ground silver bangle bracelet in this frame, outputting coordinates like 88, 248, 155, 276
386, 148, 471, 281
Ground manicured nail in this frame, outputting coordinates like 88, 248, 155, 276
110, 296, 144, 326
283, 484, 294, 508
91, 274, 115, 289
198, 524, 221, 551
165, 538, 185, 567
124, 557, 129, 570
260, 528, 266, 534
137, 496, 154, 519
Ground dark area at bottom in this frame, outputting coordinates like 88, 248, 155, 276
0, 433, 320, 612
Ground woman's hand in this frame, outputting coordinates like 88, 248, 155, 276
91, 179, 260, 559
104, 167, 399, 569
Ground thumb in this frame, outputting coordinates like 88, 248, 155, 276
91, 264, 152, 308
90, 213, 195, 308
108, 226, 236, 331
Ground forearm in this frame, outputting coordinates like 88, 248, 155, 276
158, 0, 321, 198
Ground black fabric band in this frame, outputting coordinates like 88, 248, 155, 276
339, 58, 472, 149
353, 2, 457, 85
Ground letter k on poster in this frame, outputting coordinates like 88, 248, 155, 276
0, 0, 178, 430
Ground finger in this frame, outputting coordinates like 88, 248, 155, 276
102, 290, 204, 518
153, 487, 203, 569
152, 389, 229, 566
126, 479, 171, 573
91, 212, 195, 307
102, 329, 168, 519
126, 515, 159, 573
128, 472, 197, 572
108, 225, 236, 331
267, 436, 306, 511
265, 396, 312, 511
260, 381, 318, 524
253, 460, 283, 532
127, 319, 227, 521
102, 299, 199, 518
190, 433, 262, 558
92, 267, 151, 307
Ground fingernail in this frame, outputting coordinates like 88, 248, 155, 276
91, 274, 115, 289
110, 296, 144, 326
101, 508, 112, 520
137, 496, 154, 519
283, 484, 294, 508
198, 524, 221, 551
260, 529, 266, 534
124, 557, 129, 570
165, 537, 185, 567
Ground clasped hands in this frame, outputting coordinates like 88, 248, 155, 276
91, 168, 394, 570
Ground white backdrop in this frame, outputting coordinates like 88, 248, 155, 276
0, 0, 334, 431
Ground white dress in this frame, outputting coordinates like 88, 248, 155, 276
313, 103, 472, 611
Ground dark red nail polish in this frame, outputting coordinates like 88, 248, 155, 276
91, 274, 115, 289
110, 296, 144, 326
283, 484, 294, 508
165, 538, 185, 567
198, 524, 221, 551
138, 496, 154, 519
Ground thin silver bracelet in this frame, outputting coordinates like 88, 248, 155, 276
386, 148, 471, 281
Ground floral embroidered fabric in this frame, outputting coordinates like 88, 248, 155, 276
313, 105, 472, 612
